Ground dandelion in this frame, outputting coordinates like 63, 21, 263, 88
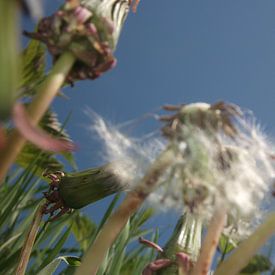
158, 102, 274, 225
157, 102, 275, 275
87, 103, 274, 225
77, 102, 275, 275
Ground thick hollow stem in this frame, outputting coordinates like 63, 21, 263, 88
214, 213, 275, 275
0, 51, 75, 183
15, 202, 45, 275
0, 0, 19, 121
191, 208, 227, 275
75, 148, 174, 275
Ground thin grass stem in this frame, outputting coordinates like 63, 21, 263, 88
15, 201, 45, 275
214, 213, 275, 275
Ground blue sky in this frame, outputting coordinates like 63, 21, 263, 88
47, 0, 275, 167
23, 0, 275, 260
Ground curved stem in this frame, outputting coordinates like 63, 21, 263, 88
0, 51, 75, 183
15, 202, 45, 275
75, 148, 174, 275
191, 208, 227, 275
214, 213, 275, 275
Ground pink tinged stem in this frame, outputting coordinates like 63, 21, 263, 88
139, 237, 163, 253
142, 259, 173, 275
191, 208, 227, 275
74, 6, 92, 23
176, 252, 192, 275
87, 23, 98, 35
13, 103, 76, 152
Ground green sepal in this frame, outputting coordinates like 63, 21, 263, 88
59, 164, 126, 209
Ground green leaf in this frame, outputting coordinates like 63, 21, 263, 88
129, 208, 155, 238
240, 254, 272, 274
106, 220, 130, 275
16, 144, 64, 176
71, 213, 97, 251
39, 109, 76, 169
93, 193, 121, 240
218, 234, 236, 255
37, 256, 81, 275
38, 226, 72, 271
20, 39, 45, 97
16, 109, 75, 175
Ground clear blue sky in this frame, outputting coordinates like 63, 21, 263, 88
50, 0, 275, 166
23, 0, 275, 257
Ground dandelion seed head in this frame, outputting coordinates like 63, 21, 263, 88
155, 102, 275, 227
86, 103, 274, 237
87, 109, 165, 186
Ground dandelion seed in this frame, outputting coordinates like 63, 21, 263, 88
86, 109, 165, 185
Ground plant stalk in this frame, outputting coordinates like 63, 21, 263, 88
191, 207, 227, 275
0, 0, 19, 121
15, 201, 45, 275
0, 51, 75, 183
75, 148, 174, 275
214, 213, 275, 275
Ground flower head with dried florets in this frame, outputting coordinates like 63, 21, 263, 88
24, 0, 133, 83
88, 102, 274, 238
154, 102, 275, 231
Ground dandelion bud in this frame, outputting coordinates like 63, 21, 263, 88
58, 163, 127, 209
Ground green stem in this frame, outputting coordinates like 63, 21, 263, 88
0, 51, 75, 183
214, 213, 275, 275
191, 208, 227, 275
75, 148, 174, 275
15, 202, 45, 275
0, 0, 19, 120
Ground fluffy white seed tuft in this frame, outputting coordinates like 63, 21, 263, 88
87, 109, 165, 186
86, 105, 275, 237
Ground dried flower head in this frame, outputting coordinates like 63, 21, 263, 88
154, 102, 275, 224
24, 0, 131, 83
87, 103, 274, 233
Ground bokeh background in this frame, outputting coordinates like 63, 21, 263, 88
23, 0, 275, 262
